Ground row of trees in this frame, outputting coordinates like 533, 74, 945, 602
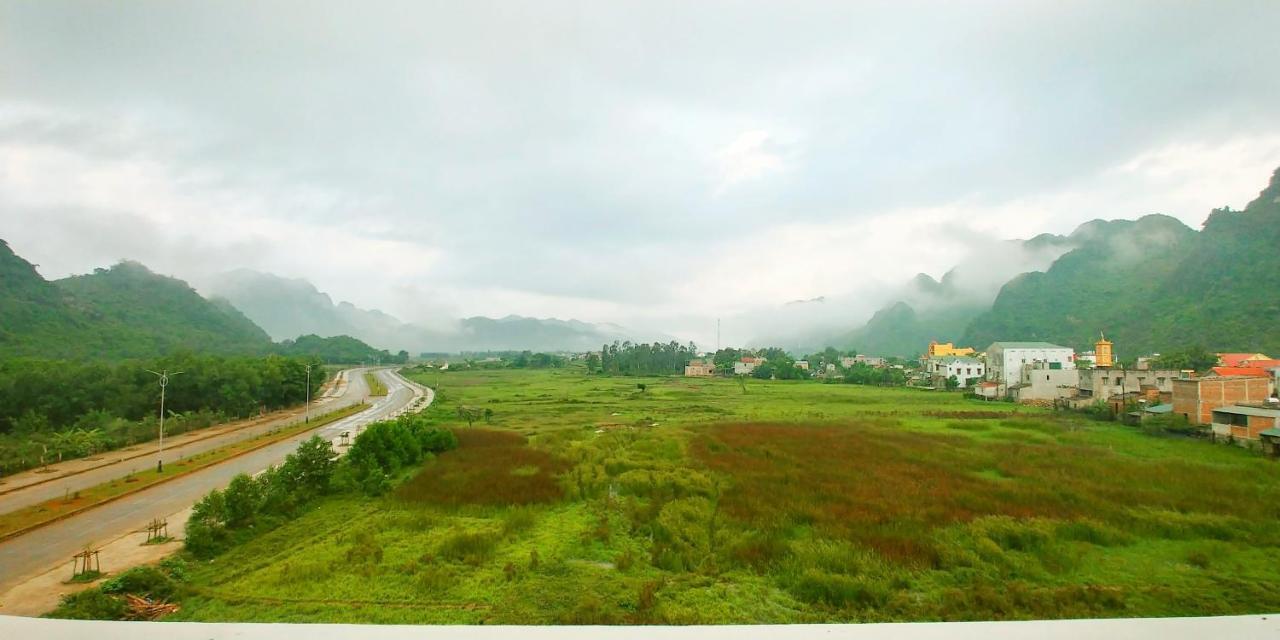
593, 341, 700, 376
839, 363, 908, 386
0, 354, 324, 475
0, 353, 324, 435
185, 413, 457, 558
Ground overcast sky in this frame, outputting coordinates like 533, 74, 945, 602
2, 1, 1279, 346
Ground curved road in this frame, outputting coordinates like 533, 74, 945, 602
0, 368, 431, 593
0, 368, 368, 514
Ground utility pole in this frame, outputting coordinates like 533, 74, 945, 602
145, 369, 183, 473
304, 364, 313, 423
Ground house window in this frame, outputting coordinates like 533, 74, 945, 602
1102, 377, 1109, 385
1157, 377, 1166, 385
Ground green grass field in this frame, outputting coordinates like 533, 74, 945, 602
168, 368, 1280, 623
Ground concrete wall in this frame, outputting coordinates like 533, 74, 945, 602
1079, 368, 1183, 400
1014, 367, 1080, 401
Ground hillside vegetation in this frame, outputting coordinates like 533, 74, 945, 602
963, 170, 1280, 354
0, 243, 272, 359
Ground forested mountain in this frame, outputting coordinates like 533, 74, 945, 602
832, 300, 985, 360
817, 233, 1074, 357
276, 334, 408, 364
0, 243, 272, 359
203, 269, 647, 353
962, 168, 1280, 355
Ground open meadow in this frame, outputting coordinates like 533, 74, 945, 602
167, 367, 1280, 623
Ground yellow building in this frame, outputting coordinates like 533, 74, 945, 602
1094, 333, 1114, 368
926, 341, 975, 358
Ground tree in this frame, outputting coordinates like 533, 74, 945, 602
945, 375, 960, 390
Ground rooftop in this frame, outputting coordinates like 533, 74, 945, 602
1208, 366, 1271, 378
932, 356, 982, 364
988, 341, 1071, 350
1211, 404, 1280, 418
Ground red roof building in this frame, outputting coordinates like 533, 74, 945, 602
1209, 367, 1272, 378
1217, 353, 1271, 367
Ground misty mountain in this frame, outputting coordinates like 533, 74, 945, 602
0, 242, 271, 359
962, 168, 1280, 355
203, 269, 647, 354
778, 233, 1075, 357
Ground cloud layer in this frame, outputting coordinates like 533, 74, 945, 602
2, 1, 1279, 347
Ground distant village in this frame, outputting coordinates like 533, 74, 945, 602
679, 337, 1280, 455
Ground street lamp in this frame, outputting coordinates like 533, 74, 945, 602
145, 369, 183, 473
304, 364, 313, 423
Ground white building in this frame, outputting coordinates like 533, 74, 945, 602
986, 342, 1075, 389
926, 356, 985, 388
1012, 361, 1080, 401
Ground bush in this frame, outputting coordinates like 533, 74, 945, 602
46, 589, 128, 620
100, 566, 177, 601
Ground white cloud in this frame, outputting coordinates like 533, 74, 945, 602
713, 130, 787, 194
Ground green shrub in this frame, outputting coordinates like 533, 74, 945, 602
45, 589, 127, 620
100, 566, 177, 601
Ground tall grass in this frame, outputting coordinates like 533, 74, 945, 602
396, 429, 569, 506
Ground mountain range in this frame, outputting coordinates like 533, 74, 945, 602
809, 167, 1280, 358
1, 244, 650, 359
5, 167, 1278, 361
199, 269, 644, 354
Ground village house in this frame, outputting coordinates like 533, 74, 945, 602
986, 341, 1075, 390
1172, 375, 1272, 425
1011, 360, 1080, 402
1077, 367, 1186, 404
974, 380, 1001, 400
925, 356, 984, 388
734, 356, 765, 375
926, 341, 975, 359
683, 358, 716, 377
1209, 404, 1280, 445
1217, 352, 1271, 367
793, 360, 810, 371
840, 355, 886, 368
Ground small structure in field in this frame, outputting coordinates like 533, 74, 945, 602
1210, 404, 1280, 444
683, 358, 716, 377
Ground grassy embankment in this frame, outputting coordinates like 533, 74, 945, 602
365, 372, 388, 397
0, 402, 367, 540
169, 368, 1280, 623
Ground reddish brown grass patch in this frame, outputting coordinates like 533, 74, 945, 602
397, 428, 570, 506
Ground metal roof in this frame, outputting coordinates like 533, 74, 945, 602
1260, 428, 1280, 438
1143, 404, 1174, 414
1211, 405, 1280, 418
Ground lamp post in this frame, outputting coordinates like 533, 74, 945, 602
145, 369, 183, 473
304, 364, 313, 423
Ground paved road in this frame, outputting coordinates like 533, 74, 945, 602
0, 368, 431, 592
0, 369, 368, 514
